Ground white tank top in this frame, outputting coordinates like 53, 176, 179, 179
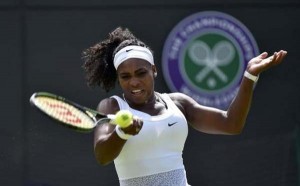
112, 93, 188, 180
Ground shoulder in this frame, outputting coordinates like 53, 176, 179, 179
97, 96, 120, 115
167, 92, 192, 103
168, 92, 200, 109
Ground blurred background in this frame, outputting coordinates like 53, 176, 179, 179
1, 0, 299, 185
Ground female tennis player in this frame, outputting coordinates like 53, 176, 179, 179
82, 27, 287, 186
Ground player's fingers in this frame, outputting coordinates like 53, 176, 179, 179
271, 50, 286, 65
259, 52, 268, 59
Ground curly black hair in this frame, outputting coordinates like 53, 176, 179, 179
82, 27, 153, 92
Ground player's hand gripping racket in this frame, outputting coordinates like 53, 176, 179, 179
29, 92, 133, 132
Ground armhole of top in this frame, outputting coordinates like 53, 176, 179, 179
111, 95, 129, 110
160, 93, 187, 122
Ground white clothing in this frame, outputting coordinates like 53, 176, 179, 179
111, 93, 189, 185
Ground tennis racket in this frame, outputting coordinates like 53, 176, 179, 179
29, 92, 116, 133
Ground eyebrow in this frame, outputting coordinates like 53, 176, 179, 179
119, 66, 149, 75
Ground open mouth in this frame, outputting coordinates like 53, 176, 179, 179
131, 89, 143, 95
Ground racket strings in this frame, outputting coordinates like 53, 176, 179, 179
44, 101, 82, 123
34, 97, 95, 129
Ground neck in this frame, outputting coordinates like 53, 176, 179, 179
122, 92, 168, 116
122, 92, 157, 107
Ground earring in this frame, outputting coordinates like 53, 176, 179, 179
154, 72, 157, 77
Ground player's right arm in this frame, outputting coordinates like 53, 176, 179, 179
93, 98, 126, 165
93, 98, 142, 165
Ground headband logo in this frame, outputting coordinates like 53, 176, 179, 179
162, 11, 259, 109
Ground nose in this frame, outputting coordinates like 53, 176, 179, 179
129, 77, 140, 87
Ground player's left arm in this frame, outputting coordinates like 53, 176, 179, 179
171, 50, 287, 135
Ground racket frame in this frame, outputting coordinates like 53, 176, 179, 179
30, 92, 115, 132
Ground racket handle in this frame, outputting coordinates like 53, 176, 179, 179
95, 114, 116, 126
107, 114, 116, 120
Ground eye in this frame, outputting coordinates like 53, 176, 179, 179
136, 71, 147, 77
120, 74, 130, 80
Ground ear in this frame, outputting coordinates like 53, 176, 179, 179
152, 65, 157, 77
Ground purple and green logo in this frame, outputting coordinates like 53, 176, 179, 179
162, 11, 259, 109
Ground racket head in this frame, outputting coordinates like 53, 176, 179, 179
30, 92, 97, 132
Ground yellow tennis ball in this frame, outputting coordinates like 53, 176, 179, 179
114, 110, 133, 128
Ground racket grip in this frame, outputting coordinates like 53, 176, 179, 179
107, 114, 116, 121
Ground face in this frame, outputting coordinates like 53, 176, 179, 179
117, 58, 157, 106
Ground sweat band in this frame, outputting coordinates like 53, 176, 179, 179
115, 125, 132, 140
113, 45, 154, 70
244, 71, 259, 82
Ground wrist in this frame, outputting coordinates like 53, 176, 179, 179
115, 125, 132, 140
244, 71, 259, 83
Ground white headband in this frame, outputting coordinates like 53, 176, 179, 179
113, 45, 154, 69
